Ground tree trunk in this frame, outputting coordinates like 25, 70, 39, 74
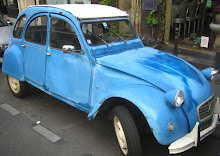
131, 0, 141, 35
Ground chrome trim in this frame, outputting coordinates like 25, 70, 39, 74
197, 95, 214, 122
25, 44, 46, 51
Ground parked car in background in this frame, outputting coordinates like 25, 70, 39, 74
2, 4, 220, 156
0, 16, 12, 63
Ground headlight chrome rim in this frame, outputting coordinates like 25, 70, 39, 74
202, 68, 219, 81
166, 89, 184, 107
211, 69, 219, 80
175, 89, 184, 107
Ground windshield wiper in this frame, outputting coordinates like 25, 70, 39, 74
107, 29, 127, 44
86, 30, 108, 47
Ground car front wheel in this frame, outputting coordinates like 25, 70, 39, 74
112, 105, 142, 156
7, 75, 28, 98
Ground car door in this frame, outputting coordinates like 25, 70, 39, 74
23, 14, 48, 86
45, 14, 91, 108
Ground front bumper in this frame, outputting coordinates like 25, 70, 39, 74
168, 97, 220, 154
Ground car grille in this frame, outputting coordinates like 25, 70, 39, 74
197, 95, 214, 122
199, 118, 212, 131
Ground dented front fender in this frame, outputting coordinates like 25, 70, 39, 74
89, 84, 190, 145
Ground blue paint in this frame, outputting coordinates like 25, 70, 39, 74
1, 5, 215, 147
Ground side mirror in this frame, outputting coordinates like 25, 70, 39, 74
62, 45, 75, 54
6, 20, 12, 25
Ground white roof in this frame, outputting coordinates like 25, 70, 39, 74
42, 4, 128, 19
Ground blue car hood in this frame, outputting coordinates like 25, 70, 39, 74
96, 47, 213, 127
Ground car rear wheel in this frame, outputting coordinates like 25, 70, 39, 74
112, 105, 142, 156
7, 75, 28, 98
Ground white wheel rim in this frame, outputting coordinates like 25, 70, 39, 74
114, 116, 128, 155
8, 76, 20, 93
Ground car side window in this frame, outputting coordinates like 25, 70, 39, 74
49, 17, 81, 51
13, 14, 27, 39
25, 15, 48, 45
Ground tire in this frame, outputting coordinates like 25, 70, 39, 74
112, 105, 142, 156
7, 75, 29, 98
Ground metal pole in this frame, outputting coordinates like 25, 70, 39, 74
164, 0, 172, 43
174, 27, 179, 56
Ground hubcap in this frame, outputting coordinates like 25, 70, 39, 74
8, 76, 20, 93
114, 116, 128, 155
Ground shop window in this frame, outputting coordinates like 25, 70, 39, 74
6, 0, 18, 18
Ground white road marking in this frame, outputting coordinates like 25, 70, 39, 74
0, 103, 20, 116
33, 124, 61, 143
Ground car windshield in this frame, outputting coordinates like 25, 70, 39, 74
81, 20, 137, 46
0, 17, 8, 27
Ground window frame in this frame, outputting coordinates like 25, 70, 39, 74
49, 16, 82, 52
80, 19, 138, 47
13, 14, 27, 39
24, 15, 48, 46
0, 16, 9, 27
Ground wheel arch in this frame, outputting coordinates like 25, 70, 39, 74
98, 97, 152, 134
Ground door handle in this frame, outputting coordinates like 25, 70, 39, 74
21, 44, 25, 48
46, 53, 51, 56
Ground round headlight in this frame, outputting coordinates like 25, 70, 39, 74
202, 68, 219, 81
166, 89, 184, 107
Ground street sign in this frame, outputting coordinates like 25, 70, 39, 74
200, 36, 209, 48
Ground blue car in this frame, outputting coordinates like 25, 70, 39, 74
2, 4, 220, 156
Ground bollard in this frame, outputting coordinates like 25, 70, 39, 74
174, 27, 179, 56
215, 51, 220, 70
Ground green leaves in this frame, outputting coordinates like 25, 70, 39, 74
100, 0, 114, 6
145, 0, 166, 39
152, 17, 159, 26
145, 10, 159, 27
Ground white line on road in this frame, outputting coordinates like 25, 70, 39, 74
33, 124, 61, 143
0, 103, 20, 116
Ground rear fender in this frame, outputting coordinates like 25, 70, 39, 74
2, 43, 25, 81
